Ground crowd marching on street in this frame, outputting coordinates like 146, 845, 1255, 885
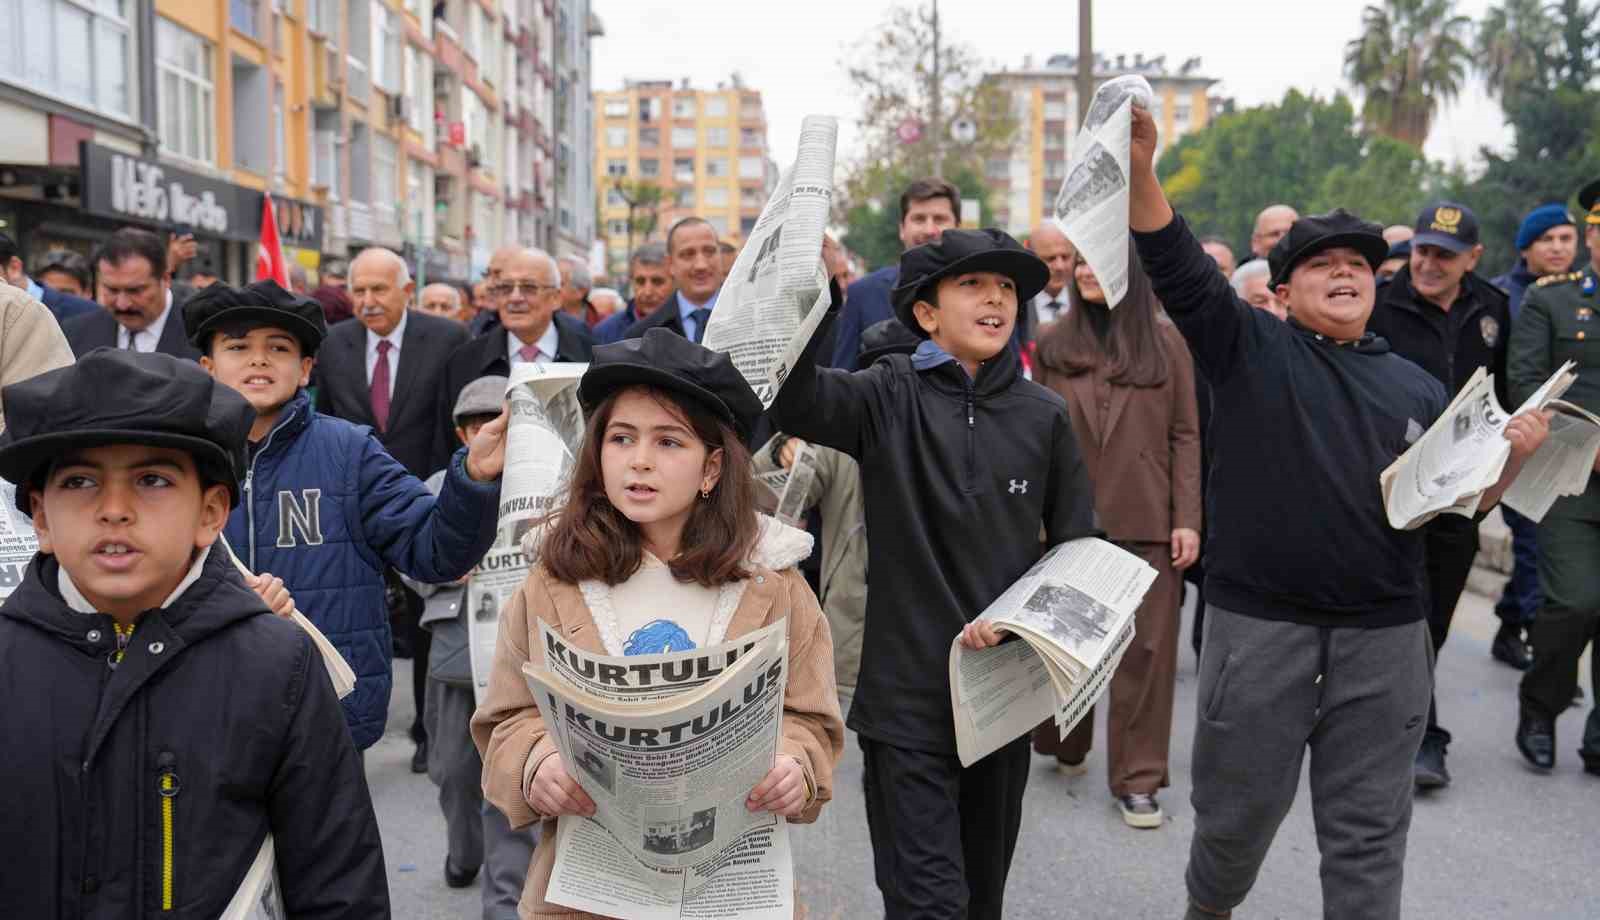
3, 82, 1600, 920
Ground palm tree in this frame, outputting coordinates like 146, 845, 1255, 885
1475, 0, 1559, 99
1343, 0, 1474, 147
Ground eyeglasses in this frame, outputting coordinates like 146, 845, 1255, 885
489, 281, 558, 298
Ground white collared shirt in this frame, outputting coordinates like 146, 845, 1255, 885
60, 546, 213, 615
508, 321, 561, 366
120, 296, 174, 353
1033, 288, 1067, 327
677, 292, 717, 342
364, 310, 409, 397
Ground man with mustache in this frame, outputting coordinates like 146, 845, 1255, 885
1367, 202, 1512, 792
61, 227, 200, 360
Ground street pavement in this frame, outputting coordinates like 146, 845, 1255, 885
367, 580, 1599, 919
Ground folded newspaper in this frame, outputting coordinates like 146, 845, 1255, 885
949, 538, 1158, 767
218, 835, 284, 920
1380, 361, 1598, 528
1053, 75, 1154, 309
701, 115, 837, 407
0, 479, 37, 601
469, 363, 589, 703
527, 620, 800, 920
219, 536, 356, 699
754, 441, 819, 528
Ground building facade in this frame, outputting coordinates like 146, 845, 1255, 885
592, 79, 772, 276
982, 53, 1218, 235
0, 0, 599, 288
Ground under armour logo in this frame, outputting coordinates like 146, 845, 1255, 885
1008, 479, 1029, 495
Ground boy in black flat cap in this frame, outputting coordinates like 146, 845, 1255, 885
0, 349, 388, 917
1123, 105, 1549, 920
183, 280, 506, 751
772, 228, 1097, 920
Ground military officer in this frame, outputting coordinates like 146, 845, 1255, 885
1505, 177, 1600, 775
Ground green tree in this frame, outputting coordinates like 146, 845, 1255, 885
1475, 0, 1560, 99
1343, 0, 1474, 147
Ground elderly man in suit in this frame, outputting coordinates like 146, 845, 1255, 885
314, 246, 469, 773
0, 234, 96, 324
61, 227, 200, 360
622, 217, 723, 343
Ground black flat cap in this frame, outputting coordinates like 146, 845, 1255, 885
1267, 209, 1388, 290
891, 228, 1049, 338
579, 328, 764, 438
1581, 177, 1600, 223
0, 349, 254, 513
182, 279, 328, 355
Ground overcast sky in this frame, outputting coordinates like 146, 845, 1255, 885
592, 0, 1511, 174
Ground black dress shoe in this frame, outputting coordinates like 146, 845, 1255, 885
410, 740, 429, 774
444, 857, 480, 888
1516, 711, 1555, 770
1490, 625, 1532, 670
1414, 732, 1451, 789
1573, 685, 1586, 708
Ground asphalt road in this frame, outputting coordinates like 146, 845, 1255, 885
366, 581, 1600, 919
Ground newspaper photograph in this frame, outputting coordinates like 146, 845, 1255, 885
774, 442, 819, 527
700, 115, 837, 407
1052, 75, 1154, 308
1502, 400, 1600, 521
1381, 361, 1581, 529
218, 835, 285, 920
0, 478, 38, 601
949, 538, 1158, 766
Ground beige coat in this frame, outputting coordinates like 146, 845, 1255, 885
471, 519, 845, 919
0, 285, 73, 432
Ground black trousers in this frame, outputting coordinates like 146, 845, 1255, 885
860, 735, 1029, 920
401, 583, 430, 745
1520, 503, 1600, 762
1422, 516, 1479, 741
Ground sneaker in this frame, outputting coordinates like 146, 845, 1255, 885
1414, 733, 1451, 789
1056, 757, 1088, 777
1490, 625, 1532, 670
1118, 793, 1163, 829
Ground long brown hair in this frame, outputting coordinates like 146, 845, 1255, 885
540, 385, 759, 588
1035, 242, 1169, 388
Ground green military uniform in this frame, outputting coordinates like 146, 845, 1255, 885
1505, 178, 1600, 770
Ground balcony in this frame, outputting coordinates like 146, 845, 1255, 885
347, 201, 374, 242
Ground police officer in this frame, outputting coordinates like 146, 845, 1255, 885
1506, 177, 1600, 775
1367, 201, 1512, 790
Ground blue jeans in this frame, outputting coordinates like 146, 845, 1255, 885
1494, 508, 1542, 628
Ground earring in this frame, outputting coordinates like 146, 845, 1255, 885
700, 484, 712, 500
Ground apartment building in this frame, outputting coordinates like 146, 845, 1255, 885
592, 79, 773, 276
982, 53, 1219, 234
0, 0, 599, 286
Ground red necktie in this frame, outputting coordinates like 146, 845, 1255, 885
371, 340, 392, 432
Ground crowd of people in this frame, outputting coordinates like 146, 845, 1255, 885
0, 100, 1595, 920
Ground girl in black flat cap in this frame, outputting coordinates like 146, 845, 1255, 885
472, 329, 844, 920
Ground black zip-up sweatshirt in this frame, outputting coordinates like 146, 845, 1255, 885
773, 323, 1097, 754
1134, 215, 1448, 628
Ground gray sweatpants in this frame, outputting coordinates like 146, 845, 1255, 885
425, 677, 538, 920
1186, 606, 1432, 920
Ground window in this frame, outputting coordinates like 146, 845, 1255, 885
604, 98, 628, 117
231, 55, 271, 173
313, 108, 340, 196
671, 127, 695, 148
306, 0, 337, 36
639, 158, 659, 178
156, 18, 214, 164
605, 159, 627, 177
346, 0, 371, 103
740, 185, 763, 207
705, 158, 729, 178
1044, 158, 1066, 180
464, 3, 482, 60
705, 127, 728, 148
608, 219, 628, 236
373, 133, 398, 223
231, 0, 259, 38
740, 98, 763, 120
4, 0, 136, 119
675, 187, 694, 208
985, 158, 1008, 180
1175, 102, 1192, 125
348, 120, 371, 201
704, 96, 728, 118
1043, 97, 1068, 120
273, 80, 285, 181
639, 97, 661, 122
638, 127, 659, 147
672, 96, 696, 118
606, 126, 627, 148
741, 216, 757, 236
740, 127, 760, 148
707, 216, 728, 236
405, 46, 433, 143
673, 158, 694, 182
372, 1, 403, 94
738, 157, 763, 180
407, 160, 434, 247
606, 188, 624, 207
703, 186, 728, 207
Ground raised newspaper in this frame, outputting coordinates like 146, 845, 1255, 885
1052, 75, 1154, 308
528, 620, 797, 919
1380, 361, 1597, 528
470, 363, 588, 703
700, 116, 837, 407
755, 442, 819, 528
949, 538, 1158, 767
218, 836, 285, 920
0, 478, 38, 600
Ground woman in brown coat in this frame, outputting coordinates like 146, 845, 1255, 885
1032, 243, 1202, 829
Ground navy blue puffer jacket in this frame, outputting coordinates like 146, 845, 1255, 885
223, 391, 499, 748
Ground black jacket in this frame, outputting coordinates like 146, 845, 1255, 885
1368, 266, 1511, 409
1135, 215, 1448, 629
0, 546, 388, 918
622, 291, 694, 340
440, 313, 594, 440
61, 302, 202, 361
314, 311, 469, 478
773, 320, 1096, 754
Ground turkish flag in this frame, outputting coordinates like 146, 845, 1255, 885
256, 195, 289, 287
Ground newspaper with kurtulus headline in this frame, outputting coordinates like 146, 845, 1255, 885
530, 621, 797, 919
949, 538, 1158, 767
1053, 75, 1154, 309
700, 116, 837, 407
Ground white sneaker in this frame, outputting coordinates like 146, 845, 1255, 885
1055, 758, 1088, 776
1118, 793, 1163, 829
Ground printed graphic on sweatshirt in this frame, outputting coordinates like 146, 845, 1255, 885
623, 619, 697, 655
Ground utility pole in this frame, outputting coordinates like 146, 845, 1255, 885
1076, 0, 1093, 125
928, 0, 943, 178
